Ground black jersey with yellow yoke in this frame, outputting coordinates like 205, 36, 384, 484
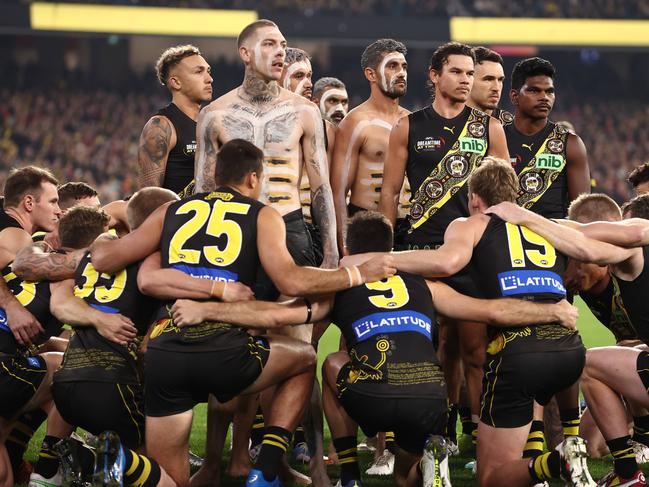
149, 187, 265, 353
55, 252, 158, 385
404, 105, 490, 247
472, 216, 582, 354
331, 271, 446, 399
506, 121, 570, 219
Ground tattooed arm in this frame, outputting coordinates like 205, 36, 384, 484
137, 116, 174, 188
301, 104, 339, 268
194, 107, 220, 193
12, 242, 85, 281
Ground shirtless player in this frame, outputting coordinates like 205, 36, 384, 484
331, 38, 410, 255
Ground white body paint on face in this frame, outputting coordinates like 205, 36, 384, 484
378, 52, 407, 93
320, 88, 349, 119
253, 39, 277, 77
283, 61, 311, 93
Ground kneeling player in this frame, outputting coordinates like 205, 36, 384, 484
379, 158, 595, 487
168, 211, 579, 487
88, 139, 395, 487
488, 193, 649, 486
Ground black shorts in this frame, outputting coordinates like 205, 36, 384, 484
0, 354, 47, 420
52, 381, 145, 449
480, 345, 585, 428
253, 209, 318, 301
637, 351, 649, 393
336, 363, 447, 454
305, 222, 323, 267
145, 335, 270, 417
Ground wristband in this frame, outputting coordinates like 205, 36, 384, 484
351, 265, 363, 286
343, 267, 354, 288
304, 298, 312, 324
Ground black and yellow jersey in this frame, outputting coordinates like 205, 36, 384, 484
55, 251, 158, 385
506, 121, 570, 219
331, 271, 446, 399
405, 105, 490, 247
471, 215, 581, 354
580, 276, 637, 344
0, 264, 61, 356
492, 107, 514, 127
149, 187, 265, 353
614, 246, 649, 345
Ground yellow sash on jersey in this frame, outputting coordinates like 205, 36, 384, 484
409, 109, 490, 230
516, 123, 569, 209
178, 179, 195, 199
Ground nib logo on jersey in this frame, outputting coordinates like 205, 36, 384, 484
535, 153, 565, 171
171, 264, 238, 283
352, 310, 432, 341
498, 270, 566, 297
458, 137, 486, 154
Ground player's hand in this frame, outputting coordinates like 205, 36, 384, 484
222, 282, 254, 302
358, 254, 396, 284
485, 201, 530, 225
554, 299, 578, 330
43, 229, 61, 250
171, 299, 206, 327
95, 312, 137, 345
4, 302, 44, 346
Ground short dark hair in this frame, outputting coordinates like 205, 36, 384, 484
473, 46, 503, 65
155, 45, 201, 86
429, 42, 474, 73
127, 187, 179, 230
284, 47, 310, 65
628, 162, 649, 189
59, 206, 110, 249
511, 57, 555, 91
312, 77, 346, 100
360, 38, 407, 71
623, 194, 649, 220
3, 166, 58, 208
58, 182, 98, 211
215, 139, 264, 186
346, 211, 393, 255
237, 19, 278, 48
568, 193, 621, 223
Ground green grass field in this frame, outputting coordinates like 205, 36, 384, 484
18, 298, 628, 486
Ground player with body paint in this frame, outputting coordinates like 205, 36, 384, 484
330, 39, 410, 255
194, 20, 337, 270
280, 49, 337, 239
193, 20, 338, 487
312, 78, 349, 127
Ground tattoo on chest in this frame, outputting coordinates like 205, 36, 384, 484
222, 103, 297, 149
